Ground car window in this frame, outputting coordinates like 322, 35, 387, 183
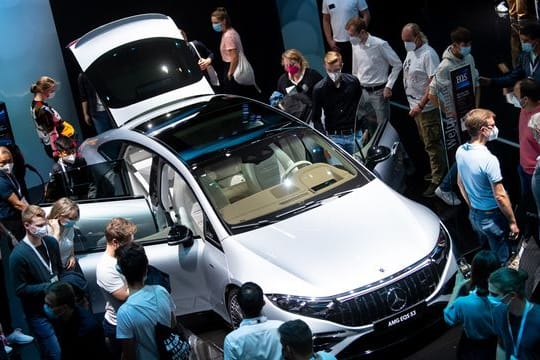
85, 38, 202, 109
160, 164, 204, 238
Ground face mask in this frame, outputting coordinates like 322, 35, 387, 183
349, 37, 361, 46
327, 71, 341, 83
0, 163, 13, 174
487, 125, 499, 141
488, 292, 509, 306
62, 219, 77, 228
506, 93, 522, 108
62, 154, 76, 164
48, 91, 56, 99
212, 23, 222, 32
404, 41, 416, 52
460, 46, 471, 57
522, 42, 533, 53
43, 304, 58, 319
285, 65, 300, 75
31, 225, 48, 238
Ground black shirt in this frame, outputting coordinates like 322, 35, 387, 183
312, 73, 362, 133
277, 68, 323, 98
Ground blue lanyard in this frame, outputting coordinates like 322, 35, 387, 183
507, 301, 532, 358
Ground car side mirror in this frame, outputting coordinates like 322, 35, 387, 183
167, 224, 194, 247
365, 145, 391, 170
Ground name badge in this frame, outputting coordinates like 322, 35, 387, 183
510, 355, 518, 360
50, 275, 59, 283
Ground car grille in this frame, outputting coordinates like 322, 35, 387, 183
327, 261, 440, 327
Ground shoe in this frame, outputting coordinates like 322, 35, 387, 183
435, 186, 462, 206
495, 1, 508, 13
4, 344, 12, 354
6, 328, 33, 344
422, 182, 438, 197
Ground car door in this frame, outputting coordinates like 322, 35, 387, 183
155, 160, 230, 317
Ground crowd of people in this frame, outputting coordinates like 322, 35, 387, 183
2, 1, 540, 359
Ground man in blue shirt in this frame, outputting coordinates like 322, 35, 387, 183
223, 282, 282, 360
279, 319, 336, 360
456, 108, 520, 264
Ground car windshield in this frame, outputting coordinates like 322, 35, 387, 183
85, 37, 201, 108
146, 96, 373, 232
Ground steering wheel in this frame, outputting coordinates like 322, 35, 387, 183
281, 160, 312, 181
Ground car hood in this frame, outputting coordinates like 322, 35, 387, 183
223, 179, 441, 297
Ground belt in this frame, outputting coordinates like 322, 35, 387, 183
362, 84, 386, 92
471, 208, 499, 215
328, 129, 355, 135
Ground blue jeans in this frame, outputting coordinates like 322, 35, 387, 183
469, 208, 510, 264
102, 318, 121, 359
92, 111, 112, 134
328, 130, 363, 155
27, 316, 61, 360
439, 162, 457, 192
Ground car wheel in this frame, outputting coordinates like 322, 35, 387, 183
227, 287, 243, 329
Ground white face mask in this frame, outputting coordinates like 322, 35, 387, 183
0, 163, 13, 174
62, 154, 76, 164
488, 125, 499, 141
31, 225, 48, 238
404, 41, 416, 52
327, 71, 341, 83
48, 91, 56, 99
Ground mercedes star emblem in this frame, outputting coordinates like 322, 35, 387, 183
386, 287, 408, 312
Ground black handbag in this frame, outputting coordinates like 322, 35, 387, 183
154, 321, 191, 360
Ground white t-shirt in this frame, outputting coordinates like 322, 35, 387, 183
96, 252, 126, 325
403, 43, 440, 111
116, 285, 176, 360
322, 0, 369, 42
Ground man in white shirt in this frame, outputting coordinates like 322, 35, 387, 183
322, 0, 370, 74
96, 217, 136, 358
346, 16, 402, 131
223, 282, 282, 360
401, 23, 446, 197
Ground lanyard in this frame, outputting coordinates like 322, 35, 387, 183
530, 56, 539, 75
507, 300, 533, 358
23, 237, 53, 275
4, 173, 21, 199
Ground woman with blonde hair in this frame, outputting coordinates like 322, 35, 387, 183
47, 197, 80, 271
30, 76, 75, 159
277, 49, 322, 99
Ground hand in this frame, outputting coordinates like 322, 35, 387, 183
409, 105, 422, 117
48, 218, 61, 239
198, 58, 211, 71
328, 39, 339, 52
383, 87, 392, 100
509, 223, 520, 240
479, 76, 492, 86
83, 113, 92, 126
66, 256, 76, 270
227, 73, 232, 81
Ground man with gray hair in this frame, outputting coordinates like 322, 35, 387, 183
401, 23, 446, 197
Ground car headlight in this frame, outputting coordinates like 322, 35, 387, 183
429, 223, 451, 271
266, 294, 337, 319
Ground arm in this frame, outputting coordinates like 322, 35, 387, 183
6, 192, 27, 211
492, 182, 520, 235
81, 101, 91, 126
120, 339, 136, 360
457, 172, 471, 207
227, 49, 239, 79
382, 42, 403, 99
409, 76, 434, 117
475, 86, 481, 108
10, 252, 50, 298
111, 286, 129, 302
311, 85, 325, 133
322, 14, 337, 51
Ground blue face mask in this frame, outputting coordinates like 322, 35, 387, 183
460, 46, 471, 57
522, 42, 533, 53
43, 304, 58, 319
62, 219, 77, 228
487, 292, 509, 306
212, 23, 222, 33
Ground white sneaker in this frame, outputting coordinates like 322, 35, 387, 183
496, 1, 508, 13
4, 344, 12, 354
6, 328, 34, 344
435, 186, 462, 206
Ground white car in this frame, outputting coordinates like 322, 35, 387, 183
55, 13, 458, 356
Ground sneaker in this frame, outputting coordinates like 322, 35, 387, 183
6, 328, 33, 344
4, 344, 12, 354
422, 182, 438, 197
495, 1, 508, 13
435, 186, 462, 206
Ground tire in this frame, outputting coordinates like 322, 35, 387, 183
226, 287, 243, 329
